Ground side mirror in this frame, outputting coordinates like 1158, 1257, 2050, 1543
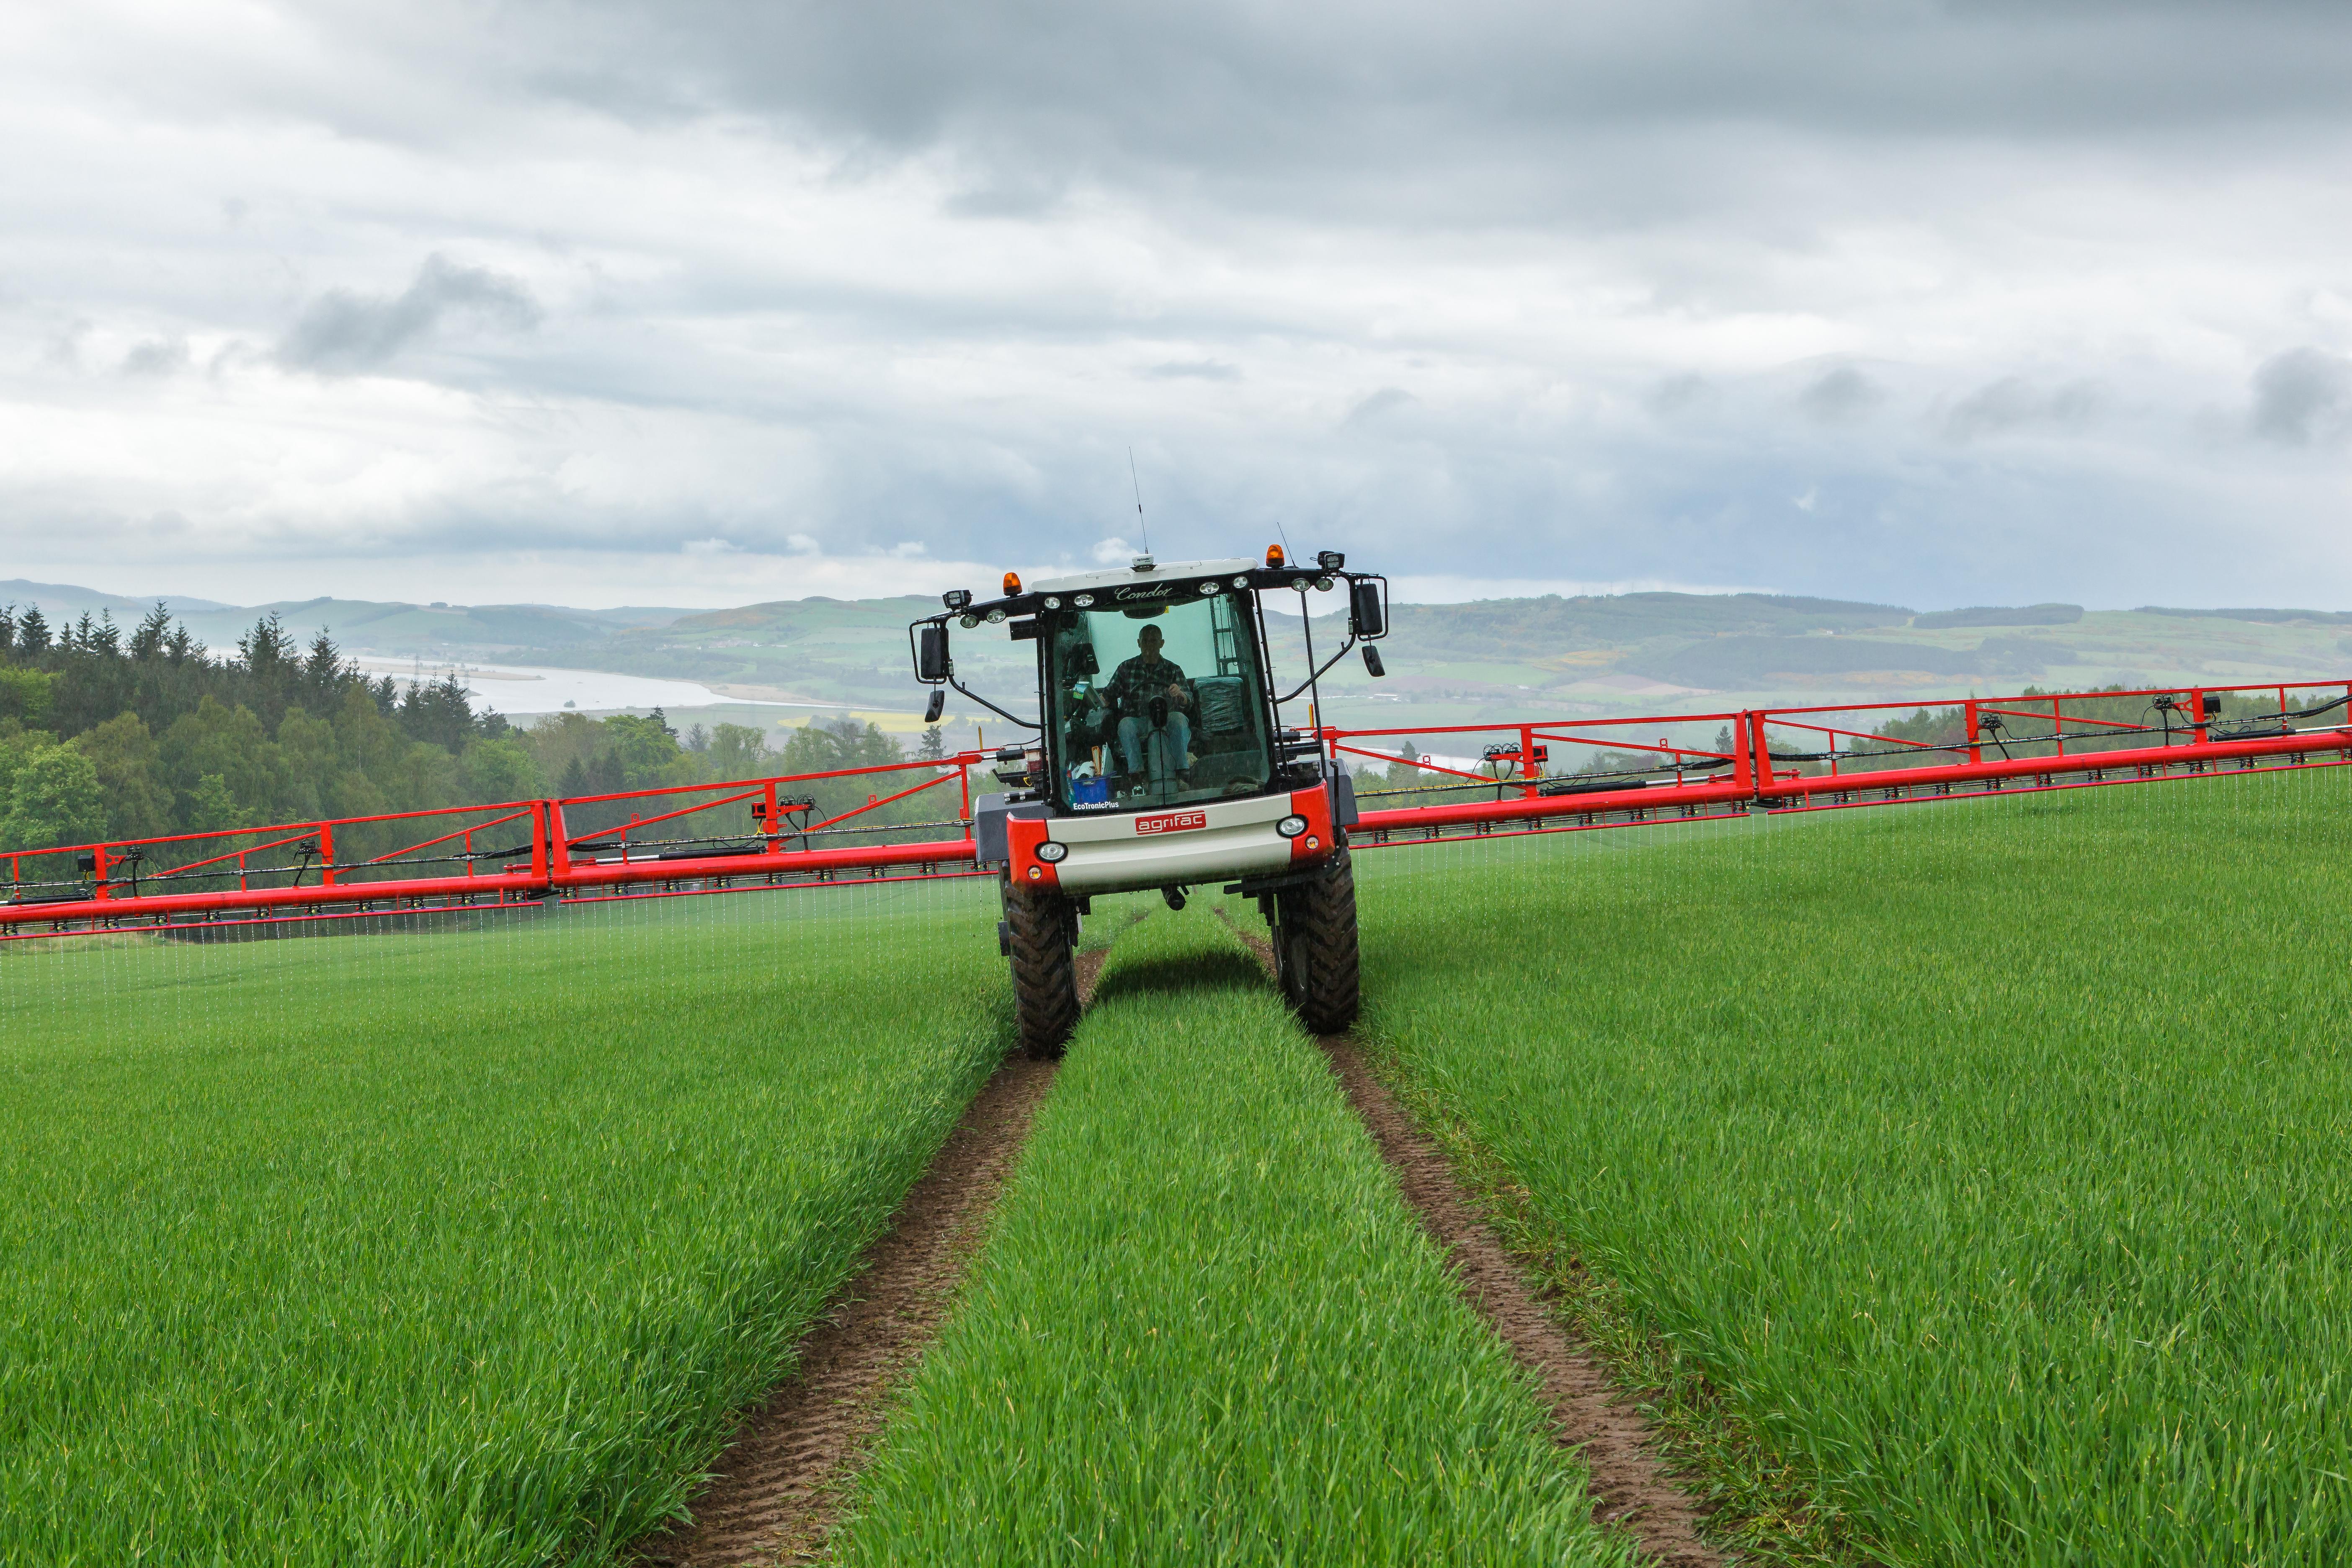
924, 688, 946, 723
916, 624, 950, 682
1362, 646, 1385, 678
1349, 580, 1386, 639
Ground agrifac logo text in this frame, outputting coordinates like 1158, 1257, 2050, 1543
1133, 810, 1207, 836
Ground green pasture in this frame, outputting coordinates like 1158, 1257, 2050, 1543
836, 906, 1633, 1567
1354, 765, 2352, 1565
0, 881, 1005, 1566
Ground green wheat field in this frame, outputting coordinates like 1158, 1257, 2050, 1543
3, 764, 2348, 1564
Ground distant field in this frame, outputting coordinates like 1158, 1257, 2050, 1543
1355, 766, 2352, 1564
836, 906, 1633, 1567
0, 885, 1004, 1566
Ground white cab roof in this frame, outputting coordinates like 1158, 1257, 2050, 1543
1029, 557, 1258, 596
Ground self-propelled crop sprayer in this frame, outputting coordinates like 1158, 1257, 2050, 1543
909, 547, 1390, 1057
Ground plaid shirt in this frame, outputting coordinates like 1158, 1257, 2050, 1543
1105, 652, 1194, 719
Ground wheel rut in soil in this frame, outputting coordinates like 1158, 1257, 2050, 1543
1227, 921, 1724, 1568
637, 946, 1109, 1568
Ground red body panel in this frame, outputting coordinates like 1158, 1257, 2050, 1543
1005, 814, 1061, 890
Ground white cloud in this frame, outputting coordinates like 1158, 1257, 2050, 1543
3, 2, 2352, 611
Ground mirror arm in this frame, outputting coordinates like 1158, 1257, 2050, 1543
1276, 630, 1359, 705
949, 673, 1043, 730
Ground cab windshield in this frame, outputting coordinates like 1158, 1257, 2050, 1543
1044, 588, 1274, 810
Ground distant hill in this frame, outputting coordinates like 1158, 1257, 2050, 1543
1912, 603, 2083, 629
0, 578, 234, 619
1386, 592, 1910, 657
0, 583, 696, 657
13, 579, 2352, 728
2138, 606, 2352, 626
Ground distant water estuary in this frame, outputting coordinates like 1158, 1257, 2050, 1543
353, 658, 835, 718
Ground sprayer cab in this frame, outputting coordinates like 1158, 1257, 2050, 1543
908, 549, 1391, 1057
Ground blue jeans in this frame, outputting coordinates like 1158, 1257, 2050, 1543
1117, 712, 1191, 783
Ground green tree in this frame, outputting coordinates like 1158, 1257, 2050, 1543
602, 713, 697, 790
0, 667, 52, 726
71, 713, 174, 841
461, 738, 544, 802
0, 725, 57, 815
705, 723, 771, 782
161, 697, 284, 826
2, 745, 106, 850
188, 773, 251, 834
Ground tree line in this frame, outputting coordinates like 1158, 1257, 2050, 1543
0, 602, 954, 869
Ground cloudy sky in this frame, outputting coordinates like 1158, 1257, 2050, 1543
5, 0, 2350, 610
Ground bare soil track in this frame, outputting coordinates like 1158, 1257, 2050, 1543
1318, 1034, 1725, 1568
1228, 921, 1723, 1568
638, 948, 1107, 1567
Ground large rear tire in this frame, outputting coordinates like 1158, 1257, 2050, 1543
1274, 846, 1360, 1034
1005, 885, 1081, 1060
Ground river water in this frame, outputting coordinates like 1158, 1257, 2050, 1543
354, 660, 845, 718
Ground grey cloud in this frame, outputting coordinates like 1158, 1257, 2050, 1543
120, 337, 191, 377
1344, 387, 1418, 430
40, 320, 91, 371
1945, 377, 2102, 440
277, 254, 540, 375
1646, 374, 1710, 416
942, 173, 1067, 219
1145, 360, 1240, 381
1799, 366, 1883, 423
499, 1, 2352, 220
2251, 348, 2352, 445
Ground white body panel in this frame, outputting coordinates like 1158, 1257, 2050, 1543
1030, 557, 1258, 596
1047, 791, 1293, 893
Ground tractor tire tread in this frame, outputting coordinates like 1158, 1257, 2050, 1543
1287, 846, 1361, 1034
1005, 886, 1080, 1060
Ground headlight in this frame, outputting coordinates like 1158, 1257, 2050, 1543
1314, 576, 1335, 591
1277, 815, 1309, 838
1036, 841, 1068, 863
1231, 575, 1249, 588
959, 614, 981, 629
1198, 581, 1217, 594
1290, 577, 1310, 592
986, 607, 1008, 624
1044, 595, 1061, 609
1074, 592, 1094, 607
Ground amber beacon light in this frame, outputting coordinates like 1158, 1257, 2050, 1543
1003, 571, 1022, 595
1264, 544, 1285, 568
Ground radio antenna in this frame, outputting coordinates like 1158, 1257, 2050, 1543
1275, 520, 1293, 564
1128, 446, 1149, 557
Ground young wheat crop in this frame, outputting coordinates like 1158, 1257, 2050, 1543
834, 905, 1637, 1567
1356, 766, 2352, 1565
0, 882, 1006, 1565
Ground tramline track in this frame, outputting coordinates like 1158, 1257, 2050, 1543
5, 677, 2347, 940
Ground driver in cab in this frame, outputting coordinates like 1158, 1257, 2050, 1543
1106, 622, 1194, 784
